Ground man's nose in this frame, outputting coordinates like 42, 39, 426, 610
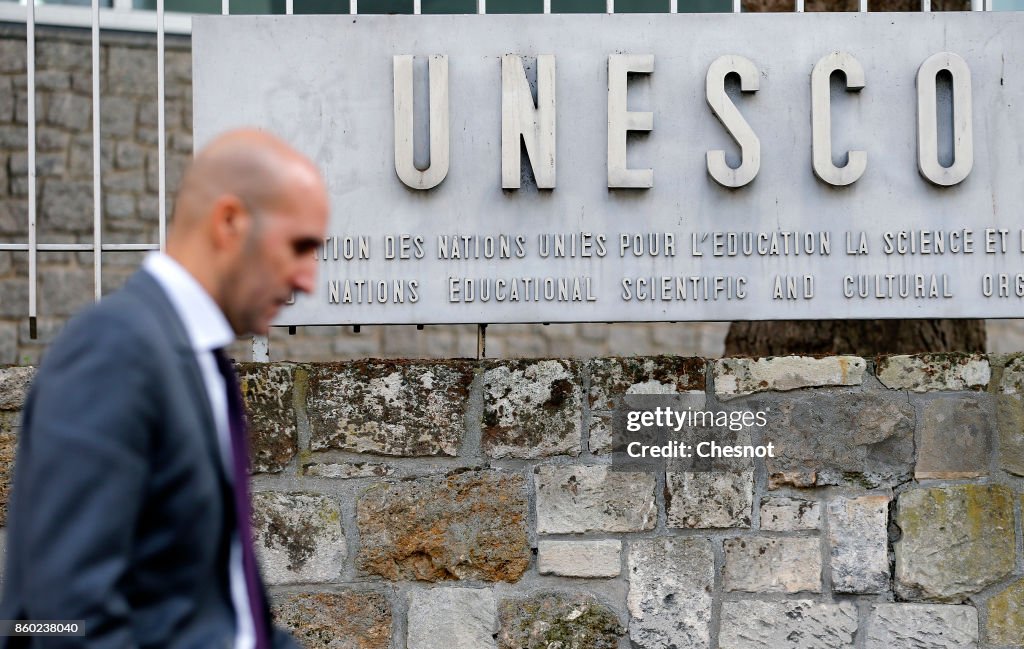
292, 256, 318, 294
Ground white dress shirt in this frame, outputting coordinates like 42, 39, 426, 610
143, 252, 256, 649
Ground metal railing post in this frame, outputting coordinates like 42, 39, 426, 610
27, 0, 38, 339
92, 0, 102, 301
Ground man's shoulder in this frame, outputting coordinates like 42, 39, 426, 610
46, 271, 179, 365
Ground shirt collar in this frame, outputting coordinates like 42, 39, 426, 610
142, 252, 235, 353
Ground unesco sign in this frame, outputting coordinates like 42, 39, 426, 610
193, 12, 1024, 326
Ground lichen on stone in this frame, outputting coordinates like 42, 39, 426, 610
497, 592, 623, 649
482, 359, 582, 459
306, 360, 473, 457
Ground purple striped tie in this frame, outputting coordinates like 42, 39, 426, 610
213, 348, 269, 649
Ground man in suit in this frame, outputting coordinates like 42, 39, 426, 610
0, 129, 329, 648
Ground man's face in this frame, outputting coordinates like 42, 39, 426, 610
222, 174, 328, 336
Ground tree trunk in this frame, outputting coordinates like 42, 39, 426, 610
724, 319, 986, 357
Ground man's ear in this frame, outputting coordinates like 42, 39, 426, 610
209, 194, 251, 250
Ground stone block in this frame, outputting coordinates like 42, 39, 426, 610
102, 170, 146, 194
45, 93, 90, 131
99, 95, 136, 137
1000, 355, 1024, 393
0, 40, 25, 73
306, 360, 472, 457
0, 83, 11, 124
0, 431, 15, 527
107, 46, 154, 96
666, 470, 753, 528
35, 70, 70, 91
588, 356, 705, 410
272, 591, 391, 649
482, 359, 582, 459
588, 414, 611, 455
407, 588, 497, 649
9, 150, 63, 179
915, 395, 991, 479
170, 131, 192, 154
534, 465, 656, 533
68, 135, 112, 179
536, 540, 621, 578
40, 179, 93, 233
895, 485, 1015, 602
748, 390, 915, 489
877, 354, 990, 392
71, 70, 93, 94
723, 537, 822, 593
759, 496, 820, 531
17, 318, 62, 347
996, 395, 1024, 476
35, 40, 92, 72
114, 140, 145, 170
985, 578, 1024, 647
0, 125, 27, 149
864, 604, 978, 649
251, 491, 345, 586
9, 176, 27, 197
303, 462, 394, 479
35, 127, 69, 152
714, 356, 865, 399
0, 323, 15, 365
0, 280, 28, 318
38, 269, 92, 318
104, 193, 134, 220
0, 366, 34, 411
165, 49, 193, 85
497, 592, 623, 649
627, 538, 714, 649
0, 200, 26, 238
237, 363, 297, 474
357, 470, 529, 582
828, 495, 890, 594
719, 600, 858, 649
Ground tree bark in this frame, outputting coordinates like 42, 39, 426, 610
724, 319, 986, 357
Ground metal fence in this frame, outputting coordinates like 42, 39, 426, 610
0, 0, 1004, 358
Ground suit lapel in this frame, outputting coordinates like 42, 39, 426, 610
122, 270, 233, 489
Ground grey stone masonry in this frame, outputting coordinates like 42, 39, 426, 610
0, 354, 1021, 647
666, 470, 754, 529
407, 588, 497, 649
876, 353, 990, 392
914, 394, 992, 479
305, 360, 473, 456
723, 537, 823, 593
714, 356, 865, 399
759, 495, 820, 531
895, 484, 1015, 602
864, 604, 979, 649
827, 495, 890, 594
536, 539, 621, 578
250, 491, 345, 586
628, 538, 715, 649
719, 601, 858, 649
482, 359, 582, 459
534, 464, 656, 534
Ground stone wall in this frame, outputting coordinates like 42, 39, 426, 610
1, 353, 1022, 647
2, 23, 1024, 363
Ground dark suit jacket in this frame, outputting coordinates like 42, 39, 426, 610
0, 270, 299, 649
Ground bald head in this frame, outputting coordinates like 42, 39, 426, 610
165, 128, 329, 336
171, 129, 322, 236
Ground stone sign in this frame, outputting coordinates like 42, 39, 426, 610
192, 13, 1024, 325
